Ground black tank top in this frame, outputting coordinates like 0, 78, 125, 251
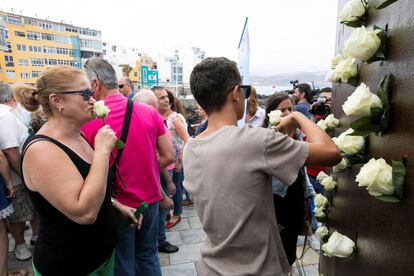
22, 134, 118, 276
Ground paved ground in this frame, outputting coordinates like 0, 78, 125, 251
8, 206, 320, 275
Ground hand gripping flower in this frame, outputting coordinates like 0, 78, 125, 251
267, 110, 282, 128
322, 231, 355, 258
356, 158, 406, 202
340, 0, 368, 28
93, 101, 126, 187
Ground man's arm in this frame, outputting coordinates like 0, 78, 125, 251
2, 147, 21, 176
157, 134, 174, 169
160, 168, 176, 196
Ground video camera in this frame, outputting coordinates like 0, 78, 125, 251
310, 94, 331, 118
285, 80, 299, 94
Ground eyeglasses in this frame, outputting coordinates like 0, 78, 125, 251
229, 84, 251, 99
60, 88, 94, 101
118, 84, 124, 89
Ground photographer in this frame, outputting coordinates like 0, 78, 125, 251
310, 87, 332, 122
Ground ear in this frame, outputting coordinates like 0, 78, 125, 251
230, 85, 241, 102
49, 94, 64, 111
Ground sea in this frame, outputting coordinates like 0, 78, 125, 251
254, 85, 293, 96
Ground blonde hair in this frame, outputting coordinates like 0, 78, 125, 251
13, 66, 85, 116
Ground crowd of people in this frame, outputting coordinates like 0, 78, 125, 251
0, 56, 340, 276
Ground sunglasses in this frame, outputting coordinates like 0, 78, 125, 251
118, 84, 124, 89
60, 88, 94, 101
229, 84, 251, 99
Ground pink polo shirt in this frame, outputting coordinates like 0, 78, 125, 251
81, 93, 165, 207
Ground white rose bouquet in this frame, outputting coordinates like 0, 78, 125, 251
343, 26, 388, 63
332, 128, 364, 155
356, 158, 406, 202
345, 74, 392, 137
268, 110, 282, 127
322, 231, 355, 258
340, 0, 368, 28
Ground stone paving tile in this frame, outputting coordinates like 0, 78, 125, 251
181, 208, 197, 218
169, 242, 203, 265
159, 252, 170, 267
166, 218, 191, 231
188, 216, 202, 229
161, 262, 198, 276
166, 231, 184, 246
180, 228, 206, 244
296, 246, 320, 266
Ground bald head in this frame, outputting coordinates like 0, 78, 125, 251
132, 89, 158, 109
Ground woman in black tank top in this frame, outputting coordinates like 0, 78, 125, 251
16, 66, 118, 275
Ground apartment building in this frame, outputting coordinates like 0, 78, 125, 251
0, 11, 102, 84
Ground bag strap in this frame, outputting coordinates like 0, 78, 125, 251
114, 99, 134, 165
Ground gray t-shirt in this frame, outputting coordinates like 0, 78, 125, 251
183, 125, 309, 276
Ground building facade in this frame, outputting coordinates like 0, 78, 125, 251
0, 11, 102, 84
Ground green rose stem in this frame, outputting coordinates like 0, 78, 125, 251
101, 118, 127, 189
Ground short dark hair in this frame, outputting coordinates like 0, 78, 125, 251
296, 83, 312, 102
320, 87, 332, 93
190, 57, 241, 114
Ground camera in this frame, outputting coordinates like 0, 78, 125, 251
310, 95, 331, 117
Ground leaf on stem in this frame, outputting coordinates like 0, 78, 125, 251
376, 0, 399, 9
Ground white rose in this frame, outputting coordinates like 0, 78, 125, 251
317, 171, 330, 182
342, 83, 382, 117
322, 177, 337, 191
93, 100, 110, 118
316, 226, 329, 239
268, 110, 282, 126
314, 206, 326, 218
325, 69, 340, 83
314, 193, 329, 208
322, 231, 355, 258
333, 158, 349, 172
356, 158, 394, 196
334, 58, 358, 83
331, 54, 345, 69
340, 0, 367, 23
343, 27, 382, 62
317, 119, 328, 131
324, 114, 340, 129
332, 128, 364, 155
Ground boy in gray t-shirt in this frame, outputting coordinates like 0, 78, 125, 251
184, 57, 341, 275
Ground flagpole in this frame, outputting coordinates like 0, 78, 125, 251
238, 17, 249, 49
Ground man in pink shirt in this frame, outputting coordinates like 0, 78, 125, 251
81, 58, 173, 276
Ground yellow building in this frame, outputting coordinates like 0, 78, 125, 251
0, 11, 103, 85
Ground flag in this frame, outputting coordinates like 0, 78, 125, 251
237, 17, 250, 127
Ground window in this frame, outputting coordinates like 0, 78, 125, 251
65, 27, 78, 33
29, 45, 42, 53
24, 18, 38, 26
38, 22, 53, 30
32, 71, 41, 78
14, 31, 26, 37
44, 58, 57, 65
7, 16, 22, 25
27, 31, 41, 40
31, 58, 44, 67
6, 70, 16, 78
6, 42, 12, 53
17, 44, 27, 51
19, 59, 29, 66
79, 29, 100, 37
4, 29, 8, 39
41, 33, 53, 41
20, 72, 30, 79
5, 56, 14, 67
